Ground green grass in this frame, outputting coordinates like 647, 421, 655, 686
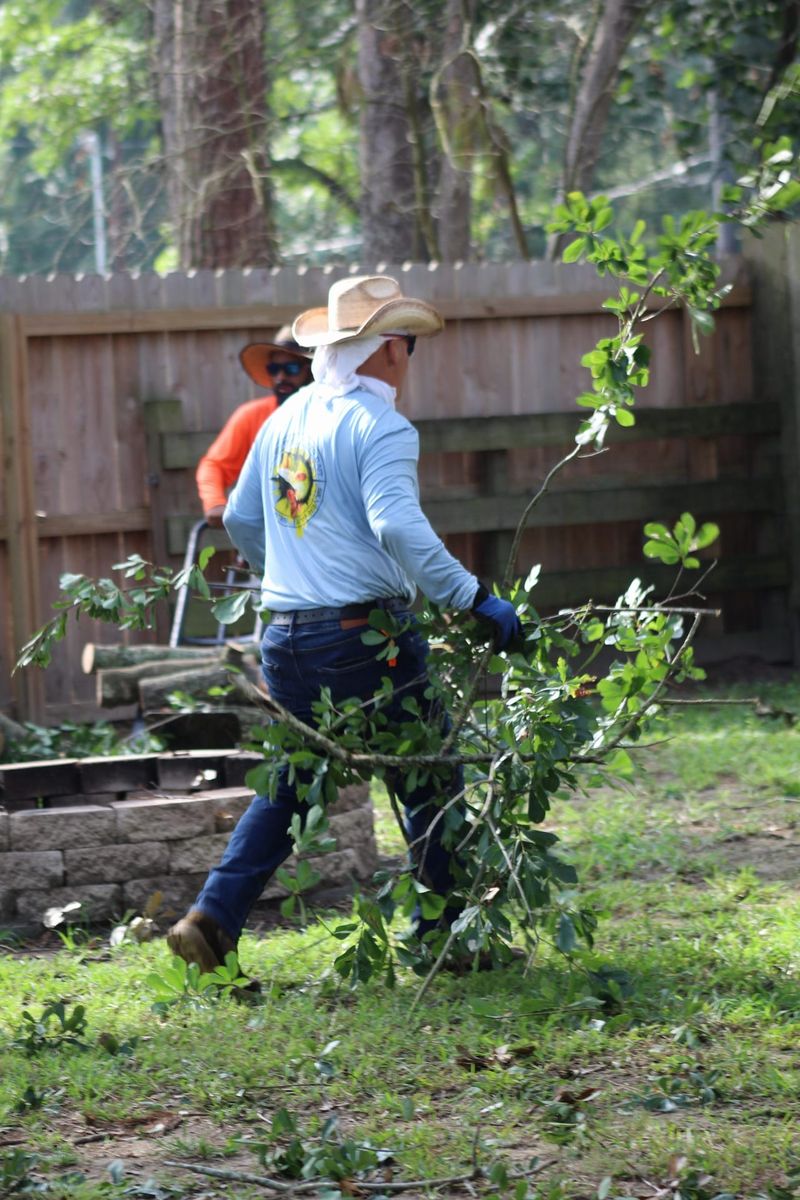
1, 680, 799, 1198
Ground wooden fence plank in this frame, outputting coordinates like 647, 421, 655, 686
158, 403, 781, 470
745, 225, 800, 660
4, 258, 751, 314
528, 554, 787, 607
0, 315, 44, 720
421, 477, 778, 534
0, 508, 150, 540
18, 284, 752, 339
163, 476, 778, 556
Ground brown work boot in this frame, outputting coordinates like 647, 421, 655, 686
166, 910, 261, 996
167, 909, 234, 973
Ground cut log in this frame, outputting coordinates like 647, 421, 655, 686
82, 642, 228, 674
96, 658, 221, 707
139, 664, 256, 712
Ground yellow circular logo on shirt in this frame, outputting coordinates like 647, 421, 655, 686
272, 448, 322, 534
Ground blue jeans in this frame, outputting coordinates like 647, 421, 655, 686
195, 612, 464, 941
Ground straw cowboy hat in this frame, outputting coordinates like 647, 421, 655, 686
239, 324, 312, 388
292, 275, 444, 348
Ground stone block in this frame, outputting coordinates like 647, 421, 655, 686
2, 799, 38, 814
0, 850, 63, 890
65, 841, 168, 885
223, 753, 265, 788
156, 751, 233, 792
112, 796, 215, 842
191, 787, 254, 831
0, 759, 80, 802
15, 883, 122, 926
329, 805, 379, 875
79, 755, 160, 795
10, 806, 116, 852
260, 848, 361, 899
0, 889, 16, 919
122, 874, 206, 921
168, 833, 231, 874
329, 783, 371, 814
0, 811, 8, 851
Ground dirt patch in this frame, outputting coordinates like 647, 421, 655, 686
711, 831, 800, 882
6, 1109, 263, 1193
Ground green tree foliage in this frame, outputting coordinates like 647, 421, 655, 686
0, 0, 160, 272
0, 1, 796, 268
0, 0, 154, 173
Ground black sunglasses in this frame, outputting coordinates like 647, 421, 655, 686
404, 335, 416, 357
266, 360, 306, 378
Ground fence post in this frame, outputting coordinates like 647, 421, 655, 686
143, 397, 185, 641
745, 224, 800, 663
0, 314, 45, 720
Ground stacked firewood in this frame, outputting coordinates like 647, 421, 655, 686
82, 642, 266, 714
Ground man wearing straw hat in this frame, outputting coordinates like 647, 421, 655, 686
195, 325, 312, 527
168, 275, 520, 977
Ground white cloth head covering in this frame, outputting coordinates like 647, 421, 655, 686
310, 335, 396, 407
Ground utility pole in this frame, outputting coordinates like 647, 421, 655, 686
77, 130, 108, 274
708, 88, 739, 257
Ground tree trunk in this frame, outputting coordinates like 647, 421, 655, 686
82, 643, 223, 674
433, 0, 477, 261
549, 0, 651, 258
152, 0, 278, 268
356, 0, 419, 262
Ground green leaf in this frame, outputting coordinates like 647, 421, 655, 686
361, 629, 387, 645
643, 522, 670, 540
606, 748, 633, 776
271, 1107, 297, 1136
643, 540, 680, 564
211, 589, 251, 624
562, 236, 587, 263
419, 893, 447, 920
693, 521, 720, 550
614, 407, 635, 427
556, 913, 577, 954
688, 306, 715, 335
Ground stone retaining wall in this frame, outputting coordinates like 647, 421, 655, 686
0, 750, 378, 931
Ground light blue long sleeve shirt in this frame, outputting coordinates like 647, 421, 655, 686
223, 378, 478, 612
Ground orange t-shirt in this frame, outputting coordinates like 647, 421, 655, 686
195, 395, 278, 514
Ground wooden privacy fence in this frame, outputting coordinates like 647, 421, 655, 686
0, 232, 798, 724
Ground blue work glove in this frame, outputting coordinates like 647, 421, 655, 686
472, 584, 522, 650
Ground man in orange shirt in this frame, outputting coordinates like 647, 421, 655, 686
196, 325, 313, 526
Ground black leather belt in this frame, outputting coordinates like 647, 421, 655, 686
269, 598, 408, 625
